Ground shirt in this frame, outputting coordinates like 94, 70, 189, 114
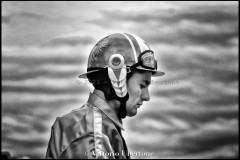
46, 91, 130, 159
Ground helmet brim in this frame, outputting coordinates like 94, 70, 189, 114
78, 67, 165, 79
78, 69, 100, 79
153, 71, 165, 77
135, 66, 165, 77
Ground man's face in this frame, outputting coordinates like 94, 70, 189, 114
126, 71, 152, 117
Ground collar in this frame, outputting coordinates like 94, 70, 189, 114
87, 90, 125, 130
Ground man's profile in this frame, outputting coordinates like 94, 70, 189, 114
46, 33, 165, 159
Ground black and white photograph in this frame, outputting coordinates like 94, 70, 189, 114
2, 1, 239, 159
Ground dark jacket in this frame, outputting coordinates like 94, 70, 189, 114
46, 91, 130, 159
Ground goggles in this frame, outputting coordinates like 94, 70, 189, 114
130, 50, 157, 71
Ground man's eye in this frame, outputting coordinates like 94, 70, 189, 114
140, 84, 146, 89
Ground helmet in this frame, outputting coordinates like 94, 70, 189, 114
79, 33, 165, 97
79, 33, 164, 78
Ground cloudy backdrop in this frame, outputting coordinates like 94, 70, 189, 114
2, 1, 238, 159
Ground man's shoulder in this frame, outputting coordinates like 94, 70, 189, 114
52, 103, 94, 134
48, 103, 96, 155
60, 104, 89, 120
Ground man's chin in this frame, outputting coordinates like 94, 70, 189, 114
127, 110, 137, 117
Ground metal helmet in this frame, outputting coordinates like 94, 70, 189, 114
79, 33, 165, 97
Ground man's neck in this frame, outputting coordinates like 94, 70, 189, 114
93, 89, 121, 117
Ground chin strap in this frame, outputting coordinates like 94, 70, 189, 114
108, 66, 127, 97
116, 93, 129, 119
108, 67, 129, 119
107, 54, 130, 119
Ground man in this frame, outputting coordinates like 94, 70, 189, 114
46, 33, 164, 159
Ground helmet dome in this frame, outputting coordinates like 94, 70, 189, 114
79, 33, 164, 78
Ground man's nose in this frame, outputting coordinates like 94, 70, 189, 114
142, 88, 150, 101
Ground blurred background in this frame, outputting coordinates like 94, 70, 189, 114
2, 1, 238, 159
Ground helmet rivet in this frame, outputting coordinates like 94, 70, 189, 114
112, 57, 121, 66
109, 54, 125, 69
